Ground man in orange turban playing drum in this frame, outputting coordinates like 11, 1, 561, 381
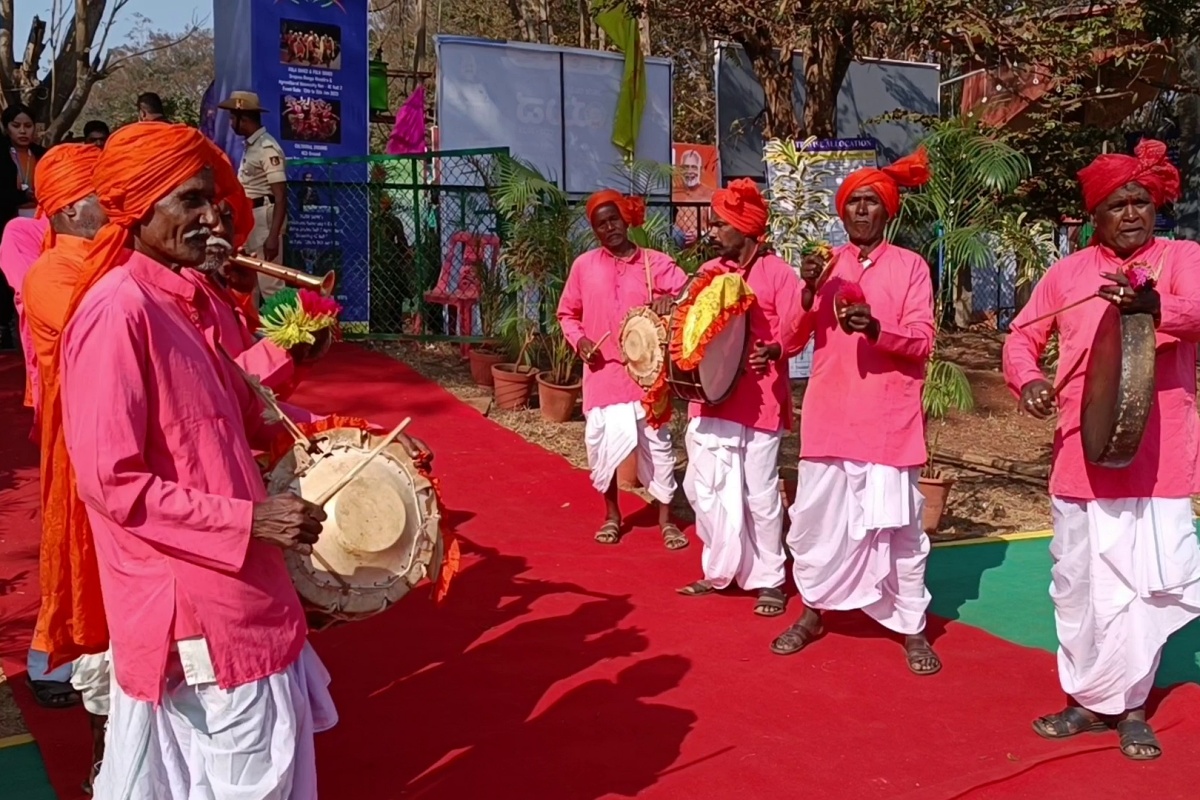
557, 190, 689, 547
771, 149, 941, 676
675, 179, 807, 616
57, 122, 337, 798
1003, 139, 1200, 761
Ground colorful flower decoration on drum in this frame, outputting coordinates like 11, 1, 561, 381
642, 369, 673, 429
260, 288, 343, 349
1123, 263, 1156, 292
670, 270, 757, 372
835, 281, 866, 309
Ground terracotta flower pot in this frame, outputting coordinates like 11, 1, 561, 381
468, 347, 506, 386
917, 476, 955, 534
536, 372, 581, 423
491, 363, 537, 410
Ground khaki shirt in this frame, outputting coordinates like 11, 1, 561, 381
238, 127, 287, 199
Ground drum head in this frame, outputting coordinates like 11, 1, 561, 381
620, 307, 668, 389
1080, 305, 1156, 467
268, 427, 442, 620
697, 312, 748, 404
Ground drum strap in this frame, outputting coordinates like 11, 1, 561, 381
643, 249, 653, 303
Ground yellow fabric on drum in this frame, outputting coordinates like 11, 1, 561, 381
679, 273, 755, 362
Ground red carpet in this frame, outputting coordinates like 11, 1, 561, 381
2, 344, 1199, 799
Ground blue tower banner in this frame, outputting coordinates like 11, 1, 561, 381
213, 0, 371, 332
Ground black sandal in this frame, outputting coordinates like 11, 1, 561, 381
904, 637, 943, 676
1117, 719, 1162, 761
661, 523, 689, 550
754, 588, 787, 617
770, 613, 824, 655
1031, 707, 1109, 740
26, 677, 80, 709
594, 520, 622, 545
676, 579, 716, 597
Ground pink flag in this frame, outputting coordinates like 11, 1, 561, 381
386, 86, 427, 156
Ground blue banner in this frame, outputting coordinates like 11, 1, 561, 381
214, 0, 370, 332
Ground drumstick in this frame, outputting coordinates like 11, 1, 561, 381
313, 418, 412, 507
1053, 348, 1087, 398
1016, 292, 1100, 328
217, 345, 313, 449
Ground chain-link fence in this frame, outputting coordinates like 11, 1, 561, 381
286, 148, 506, 339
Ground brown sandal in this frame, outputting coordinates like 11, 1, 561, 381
770, 613, 823, 655
676, 579, 716, 597
1031, 707, 1109, 740
661, 523, 689, 550
594, 520, 622, 545
754, 588, 787, 617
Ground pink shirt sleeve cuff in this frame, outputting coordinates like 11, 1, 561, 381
1156, 294, 1200, 340
873, 322, 931, 360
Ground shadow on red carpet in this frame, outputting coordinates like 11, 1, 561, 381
2, 344, 1199, 799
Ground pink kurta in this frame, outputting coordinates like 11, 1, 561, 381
0, 216, 50, 413
557, 246, 688, 413
798, 242, 934, 467
1003, 238, 1200, 500
688, 252, 806, 433
61, 251, 307, 704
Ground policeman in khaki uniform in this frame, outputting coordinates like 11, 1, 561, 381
219, 90, 288, 300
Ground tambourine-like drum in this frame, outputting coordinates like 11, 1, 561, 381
1080, 304, 1157, 469
267, 426, 443, 630
620, 306, 669, 389
666, 272, 754, 405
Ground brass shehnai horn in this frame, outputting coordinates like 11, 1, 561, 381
229, 254, 337, 296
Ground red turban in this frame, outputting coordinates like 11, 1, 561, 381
36, 143, 102, 218
835, 148, 930, 218
711, 178, 769, 238
585, 190, 646, 228
1078, 138, 1181, 213
63, 122, 247, 323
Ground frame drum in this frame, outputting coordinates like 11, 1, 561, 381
1079, 304, 1156, 468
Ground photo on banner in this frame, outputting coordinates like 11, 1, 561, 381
671, 143, 718, 244
214, 0, 372, 334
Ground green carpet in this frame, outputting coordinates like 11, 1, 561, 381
0, 741, 56, 800
927, 532, 1200, 688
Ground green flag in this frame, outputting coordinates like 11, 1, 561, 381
592, 1, 645, 161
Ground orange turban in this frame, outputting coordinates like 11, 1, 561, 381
63, 122, 246, 323
36, 143, 102, 218
585, 189, 646, 228
1078, 138, 1181, 213
835, 148, 930, 218
711, 178, 769, 238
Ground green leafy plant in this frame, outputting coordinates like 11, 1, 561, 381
763, 136, 836, 266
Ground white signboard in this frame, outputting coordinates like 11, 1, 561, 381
436, 36, 673, 195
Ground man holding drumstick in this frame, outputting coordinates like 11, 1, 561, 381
1003, 139, 1200, 761
557, 190, 688, 548
59, 122, 337, 798
675, 179, 806, 617
771, 150, 940, 674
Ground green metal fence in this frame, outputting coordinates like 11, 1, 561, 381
286, 148, 507, 339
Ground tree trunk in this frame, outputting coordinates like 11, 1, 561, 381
1177, 40, 1200, 241
801, 21, 854, 139
741, 27, 798, 141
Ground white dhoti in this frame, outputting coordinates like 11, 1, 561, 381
584, 401, 676, 504
1050, 496, 1200, 715
682, 417, 785, 590
70, 650, 112, 716
96, 642, 338, 800
788, 458, 930, 635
